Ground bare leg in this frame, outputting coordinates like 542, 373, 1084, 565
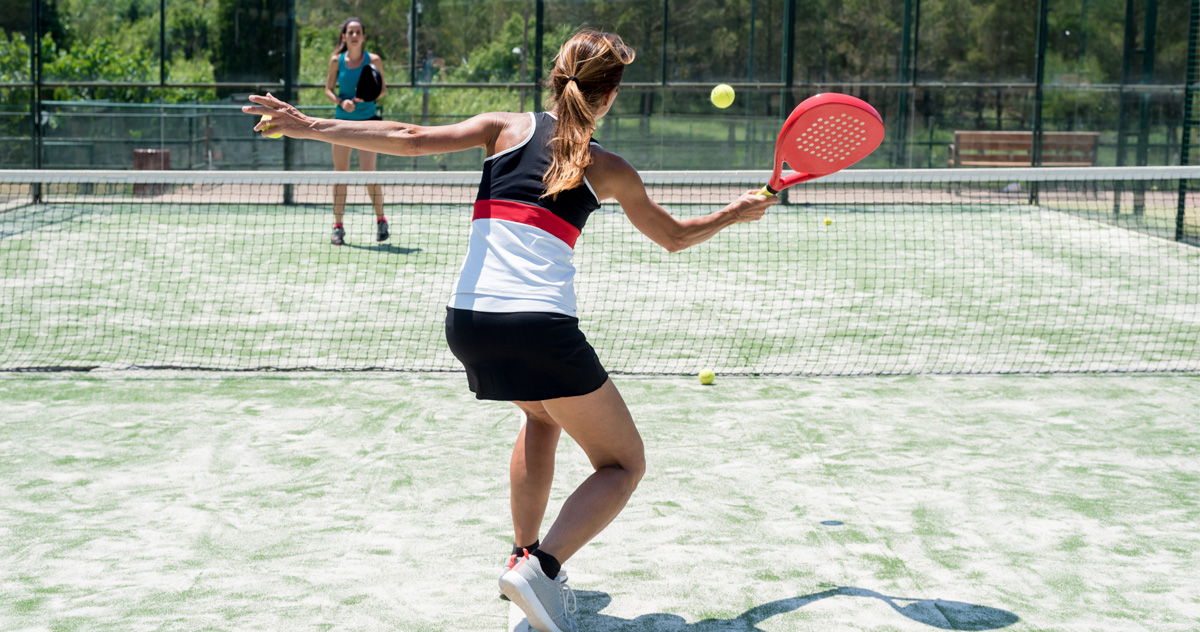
509, 404, 562, 547
534, 379, 646, 564
358, 149, 385, 218
331, 144, 352, 225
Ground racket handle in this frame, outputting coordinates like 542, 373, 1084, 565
758, 185, 777, 197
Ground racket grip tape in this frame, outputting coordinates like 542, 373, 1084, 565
758, 185, 778, 197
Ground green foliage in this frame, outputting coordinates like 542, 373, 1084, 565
439, 13, 526, 83
0, 32, 32, 82
167, 0, 214, 61
59, 0, 157, 53
43, 35, 157, 101
211, 0, 290, 94
0, 0, 71, 50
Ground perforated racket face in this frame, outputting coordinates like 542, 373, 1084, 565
767, 94, 885, 192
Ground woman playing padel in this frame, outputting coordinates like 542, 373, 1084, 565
245, 29, 774, 632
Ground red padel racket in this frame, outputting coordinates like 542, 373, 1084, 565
759, 93, 885, 196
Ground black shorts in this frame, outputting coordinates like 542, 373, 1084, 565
445, 307, 609, 401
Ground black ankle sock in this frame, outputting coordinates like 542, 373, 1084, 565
531, 548, 560, 579
512, 539, 539, 558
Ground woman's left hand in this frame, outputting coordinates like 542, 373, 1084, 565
243, 93, 314, 139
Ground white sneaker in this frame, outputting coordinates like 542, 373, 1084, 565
499, 552, 520, 600
499, 552, 578, 632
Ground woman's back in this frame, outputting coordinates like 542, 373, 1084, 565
451, 111, 602, 318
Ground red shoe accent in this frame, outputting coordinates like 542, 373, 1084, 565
512, 548, 531, 570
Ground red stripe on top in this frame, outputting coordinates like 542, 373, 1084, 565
472, 200, 582, 249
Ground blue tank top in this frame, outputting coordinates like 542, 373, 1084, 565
336, 51, 378, 121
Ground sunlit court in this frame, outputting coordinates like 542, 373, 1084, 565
4, 1, 1200, 631
3, 169, 1199, 631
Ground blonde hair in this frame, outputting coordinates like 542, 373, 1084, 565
542, 30, 635, 200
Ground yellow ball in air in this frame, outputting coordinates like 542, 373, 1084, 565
710, 84, 735, 109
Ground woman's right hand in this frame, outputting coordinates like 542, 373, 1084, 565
341, 98, 356, 113
726, 190, 777, 224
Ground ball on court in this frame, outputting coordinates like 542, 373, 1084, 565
824, 217, 832, 226
699, 369, 716, 385
710, 84, 735, 109
260, 115, 283, 139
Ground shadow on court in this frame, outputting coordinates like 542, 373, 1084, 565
342, 242, 422, 255
571, 586, 1019, 631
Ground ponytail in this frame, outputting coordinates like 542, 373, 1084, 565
543, 31, 635, 200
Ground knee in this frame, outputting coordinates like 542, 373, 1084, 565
621, 450, 647, 491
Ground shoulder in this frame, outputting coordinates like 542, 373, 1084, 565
489, 112, 536, 151
329, 54, 341, 65
585, 147, 640, 201
589, 147, 637, 179
368, 52, 382, 64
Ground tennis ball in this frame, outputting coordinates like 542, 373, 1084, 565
699, 369, 716, 385
824, 217, 832, 226
710, 84, 735, 109
260, 115, 283, 139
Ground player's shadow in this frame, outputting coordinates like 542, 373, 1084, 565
573, 586, 1019, 631
343, 242, 422, 255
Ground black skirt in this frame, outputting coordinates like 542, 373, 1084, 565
445, 307, 609, 401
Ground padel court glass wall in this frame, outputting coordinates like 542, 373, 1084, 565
0, 0, 1197, 172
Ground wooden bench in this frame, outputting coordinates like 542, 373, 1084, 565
948, 131, 1099, 167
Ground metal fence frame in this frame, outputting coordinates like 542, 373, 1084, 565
2, 0, 1195, 171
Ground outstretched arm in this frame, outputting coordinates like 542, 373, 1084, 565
589, 151, 776, 253
242, 93, 508, 157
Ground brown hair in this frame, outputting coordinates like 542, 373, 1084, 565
334, 18, 364, 56
542, 30, 635, 200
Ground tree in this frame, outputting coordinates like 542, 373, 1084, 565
211, 0, 291, 94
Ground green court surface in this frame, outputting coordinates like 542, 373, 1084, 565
2, 372, 1197, 631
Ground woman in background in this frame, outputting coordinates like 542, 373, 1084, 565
324, 17, 388, 245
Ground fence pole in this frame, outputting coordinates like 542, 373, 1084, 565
283, 0, 296, 203
31, 0, 42, 199
1178, 0, 1199, 242
534, 0, 543, 112
159, 0, 166, 86
894, 0, 914, 168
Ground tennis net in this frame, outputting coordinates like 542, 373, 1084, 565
2, 167, 1198, 374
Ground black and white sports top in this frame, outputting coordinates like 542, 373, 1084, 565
448, 112, 601, 317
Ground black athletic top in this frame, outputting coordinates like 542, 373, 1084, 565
475, 111, 602, 234
449, 112, 603, 317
